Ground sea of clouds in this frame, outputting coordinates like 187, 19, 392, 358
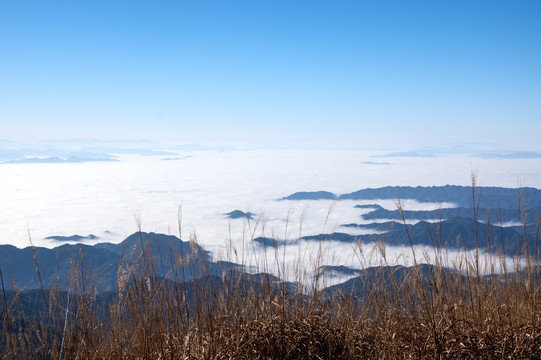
1, 149, 540, 280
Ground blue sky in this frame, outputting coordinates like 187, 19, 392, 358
1, 1, 540, 149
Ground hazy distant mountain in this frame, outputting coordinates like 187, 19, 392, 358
45, 234, 99, 242
169, 143, 236, 152
373, 144, 541, 159
478, 151, 541, 159
280, 191, 337, 200
360, 161, 392, 165
83, 147, 176, 156
0, 144, 120, 162
3, 156, 118, 164
162, 155, 193, 161
0, 139, 183, 165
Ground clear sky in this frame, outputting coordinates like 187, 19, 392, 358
1, 1, 540, 149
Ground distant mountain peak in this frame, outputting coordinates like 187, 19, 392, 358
225, 210, 255, 220
280, 191, 337, 201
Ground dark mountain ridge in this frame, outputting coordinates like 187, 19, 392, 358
259, 217, 538, 257
360, 206, 541, 225
282, 185, 541, 209
0, 232, 239, 293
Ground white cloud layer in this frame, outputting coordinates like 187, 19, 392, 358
0, 149, 539, 280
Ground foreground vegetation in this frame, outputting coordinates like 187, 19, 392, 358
1, 188, 540, 359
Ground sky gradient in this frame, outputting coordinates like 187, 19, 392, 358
1, 1, 540, 149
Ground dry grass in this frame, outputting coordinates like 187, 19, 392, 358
1, 188, 540, 359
